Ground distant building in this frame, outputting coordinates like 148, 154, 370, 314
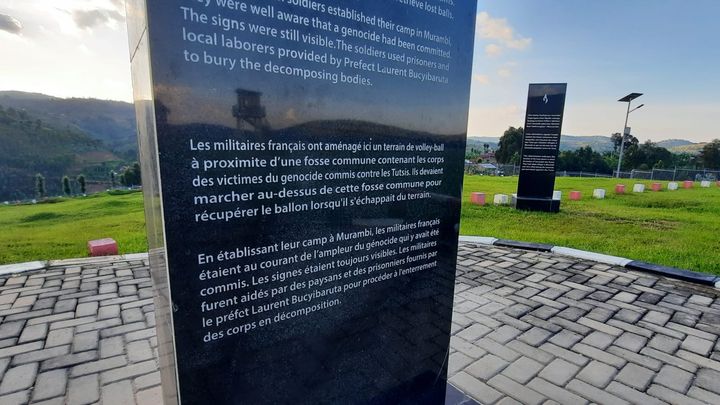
233, 89, 269, 132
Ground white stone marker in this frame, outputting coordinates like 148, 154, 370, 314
494, 194, 509, 205
633, 184, 645, 193
701, 180, 711, 188
593, 189, 606, 199
552, 190, 562, 200
668, 182, 679, 190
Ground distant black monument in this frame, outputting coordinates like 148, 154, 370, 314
126, 0, 478, 403
516, 83, 567, 213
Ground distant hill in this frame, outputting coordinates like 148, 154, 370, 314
468, 134, 704, 154
0, 105, 125, 200
656, 139, 694, 149
0, 91, 137, 159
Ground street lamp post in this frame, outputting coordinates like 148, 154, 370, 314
616, 93, 644, 178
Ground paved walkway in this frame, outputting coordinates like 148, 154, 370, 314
0, 243, 718, 404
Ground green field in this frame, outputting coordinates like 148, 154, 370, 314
0, 191, 147, 264
1, 178, 718, 275
461, 176, 720, 275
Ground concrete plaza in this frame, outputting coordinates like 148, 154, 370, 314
0, 242, 718, 404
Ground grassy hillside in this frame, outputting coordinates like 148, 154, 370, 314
0, 191, 147, 264
0, 106, 129, 200
0, 91, 137, 158
1, 178, 718, 275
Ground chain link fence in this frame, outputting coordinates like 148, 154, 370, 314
465, 163, 719, 181
613, 168, 719, 181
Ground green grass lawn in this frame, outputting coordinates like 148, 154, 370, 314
1, 178, 718, 275
0, 191, 147, 264
461, 176, 720, 275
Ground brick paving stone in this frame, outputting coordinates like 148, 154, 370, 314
456, 324, 491, 342
605, 382, 666, 405
505, 340, 554, 364
475, 337, 521, 362
18, 323, 48, 343
70, 354, 127, 377
654, 364, 694, 393
681, 335, 715, 356
0, 390, 30, 405
576, 360, 617, 388
572, 343, 626, 368
101, 359, 157, 385
688, 386, 720, 404
614, 332, 648, 352
577, 317, 623, 336
127, 340, 154, 363
449, 372, 503, 404
567, 379, 630, 405
518, 327, 553, 346
102, 380, 135, 404
135, 385, 163, 405
527, 378, 588, 405
695, 368, 720, 395
0, 362, 37, 394
580, 331, 615, 350
40, 350, 99, 371
1, 244, 719, 405
539, 358, 580, 386
46, 328, 74, 347
67, 373, 99, 405
487, 374, 546, 405
643, 310, 672, 325
11, 345, 70, 365
606, 345, 663, 371
648, 384, 707, 405
615, 363, 654, 391
649, 334, 682, 353
32, 369, 67, 401
466, 354, 508, 380
72, 331, 99, 353
501, 356, 544, 384
134, 371, 161, 390
0, 321, 24, 340
448, 352, 473, 376
487, 325, 522, 344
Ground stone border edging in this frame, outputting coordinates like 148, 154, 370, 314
0, 253, 149, 277
458, 236, 720, 288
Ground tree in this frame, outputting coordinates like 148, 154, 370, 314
495, 127, 524, 164
35, 174, 45, 199
110, 171, 117, 189
120, 162, 142, 187
699, 139, 720, 169
557, 146, 611, 174
62, 176, 71, 196
77, 175, 86, 195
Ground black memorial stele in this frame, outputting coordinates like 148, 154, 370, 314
516, 83, 567, 213
126, 0, 478, 404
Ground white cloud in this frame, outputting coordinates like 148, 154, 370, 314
72, 9, 124, 30
476, 11, 532, 54
0, 14, 22, 35
473, 74, 490, 85
485, 43, 502, 57
497, 68, 512, 78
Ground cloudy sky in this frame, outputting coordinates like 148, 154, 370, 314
1, 1, 719, 142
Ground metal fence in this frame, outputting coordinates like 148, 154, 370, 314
465, 163, 719, 182
613, 168, 720, 181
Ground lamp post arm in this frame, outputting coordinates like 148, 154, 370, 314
616, 101, 632, 178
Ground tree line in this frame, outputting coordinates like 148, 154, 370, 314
494, 127, 720, 173
32, 163, 141, 199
